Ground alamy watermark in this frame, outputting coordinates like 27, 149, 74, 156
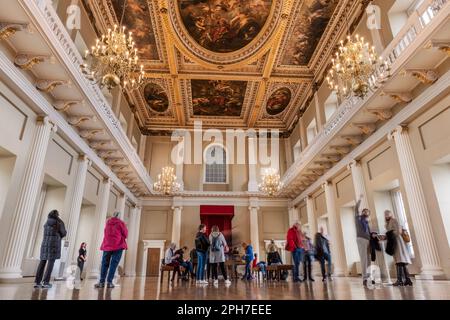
170, 121, 280, 168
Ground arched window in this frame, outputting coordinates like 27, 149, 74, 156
204, 144, 227, 184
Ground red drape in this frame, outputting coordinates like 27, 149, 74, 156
200, 205, 234, 244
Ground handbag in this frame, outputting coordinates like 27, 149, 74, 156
401, 229, 411, 243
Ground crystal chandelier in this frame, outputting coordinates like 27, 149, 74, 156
259, 168, 283, 196
80, 1, 144, 91
153, 167, 181, 195
326, 34, 390, 99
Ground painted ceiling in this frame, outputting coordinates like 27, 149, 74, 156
83, 0, 359, 135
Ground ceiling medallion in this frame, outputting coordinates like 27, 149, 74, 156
168, 0, 283, 66
81, 1, 144, 91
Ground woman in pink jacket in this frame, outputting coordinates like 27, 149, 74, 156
94, 212, 128, 289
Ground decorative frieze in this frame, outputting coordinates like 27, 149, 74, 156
14, 53, 52, 70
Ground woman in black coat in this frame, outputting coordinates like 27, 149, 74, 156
34, 210, 67, 289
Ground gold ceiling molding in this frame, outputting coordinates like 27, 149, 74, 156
160, 0, 287, 70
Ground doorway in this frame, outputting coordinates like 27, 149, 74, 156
146, 248, 161, 277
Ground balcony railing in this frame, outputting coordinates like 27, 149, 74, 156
28, 0, 153, 192
282, 0, 449, 186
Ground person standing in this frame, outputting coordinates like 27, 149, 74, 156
315, 227, 332, 282
209, 225, 231, 285
34, 210, 67, 289
195, 224, 210, 285
384, 210, 413, 286
77, 242, 87, 281
303, 234, 315, 282
241, 242, 254, 281
286, 222, 305, 282
94, 212, 128, 289
355, 194, 372, 287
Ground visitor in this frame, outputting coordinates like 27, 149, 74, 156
314, 227, 332, 282
77, 242, 87, 281
241, 242, 254, 281
252, 253, 267, 280
94, 212, 128, 289
267, 240, 282, 265
164, 243, 181, 282
195, 224, 210, 285
303, 233, 315, 282
355, 194, 372, 287
209, 225, 231, 285
34, 210, 67, 289
174, 246, 193, 281
384, 210, 413, 286
189, 247, 198, 276
286, 222, 305, 283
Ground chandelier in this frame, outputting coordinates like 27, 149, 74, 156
259, 168, 283, 196
153, 167, 181, 195
80, 1, 144, 91
326, 34, 390, 99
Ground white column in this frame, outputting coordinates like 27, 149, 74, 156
65, 154, 91, 264
288, 205, 299, 227
248, 136, 258, 192
171, 205, 182, 247
348, 160, 369, 210
117, 193, 126, 220
0, 116, 55, 279
249, 198, 260, 257
314, 93, 323, 132
323, 182, 346, 276
125, 206, 142, 276
306, 196, 317, 237
88, 178, 112, 278
174, 137, 185, 191
284, 138, 293, 169
388, 126, 444, 279
299, 117, 308, 149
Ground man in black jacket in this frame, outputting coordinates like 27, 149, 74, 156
195, 224, 210, 285
314, 226, 332, 282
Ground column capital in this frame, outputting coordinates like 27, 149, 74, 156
321, 181, 332, 189
249, 197, 259, 210
387, 125, 408, 141
347, 159, 362, 171
36, 115, 57, 133
171, 205, 183, 211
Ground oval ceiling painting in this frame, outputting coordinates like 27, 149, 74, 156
144, 83, 170, 113
266, 88, 292, 116
178, 0, 273, 53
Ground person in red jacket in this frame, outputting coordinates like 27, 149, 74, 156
94, 212, 128, 289
286, 222, 305, 283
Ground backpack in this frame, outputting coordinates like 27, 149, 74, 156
211, 235, 221, 252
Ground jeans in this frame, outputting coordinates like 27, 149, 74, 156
319, 252, 332, 278
99, 250, 123, 284
196, 251, 206, 280
356, 237, 370, 280
180, 261, 193, 276
35, 259, 55, 285
292, 248, 304, 281
243, 260, 252, 279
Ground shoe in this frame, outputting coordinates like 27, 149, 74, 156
94, 282, 105, 289
328, 275, 333, 281
213, 280, 218, 285
393, 280, 404, 287
309, 278, 315, 282
33, 284, 42, 289
225, 279, 231, 285
322, 278, 327, 282
201, 280, 209, 285
106, 283, 115, 289
41, 283, 52, 289
293, 278, 301, 283
363, 280, 368, 287
404, 278, 413, 286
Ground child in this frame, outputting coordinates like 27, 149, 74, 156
241, 242, 254, 280
253, 253, 267, 280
